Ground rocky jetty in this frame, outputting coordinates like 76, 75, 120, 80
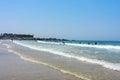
0, 33, 68, 41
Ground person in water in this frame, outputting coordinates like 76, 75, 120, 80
94, 42, 97, 45
62, 42, 65, 45
88, 42, 90, 45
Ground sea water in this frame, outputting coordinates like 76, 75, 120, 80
13, 40, 120, 71
4, 40, 120, 80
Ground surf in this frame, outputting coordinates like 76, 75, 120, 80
13, 41, 120, 71
8, 49, 91, 80
37, 40, 120, 50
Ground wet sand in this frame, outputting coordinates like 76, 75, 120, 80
1, 40, 120, 80
0, 44, 80, 80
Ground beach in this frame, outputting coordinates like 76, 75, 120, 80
0, 40, 80, 80
0, 0, 119, 80
0, 40, 120, 80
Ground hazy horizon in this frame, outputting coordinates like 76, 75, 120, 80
0, 0, 120, 41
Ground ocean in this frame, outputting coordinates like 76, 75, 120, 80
4, 40, 120, 80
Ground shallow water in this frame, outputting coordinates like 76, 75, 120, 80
14, 40, 120, 70
2, 40, 120, 80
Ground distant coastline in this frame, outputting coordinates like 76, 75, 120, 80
0, 33, 68, 41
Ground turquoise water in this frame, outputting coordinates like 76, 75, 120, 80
13, 40, 120, 71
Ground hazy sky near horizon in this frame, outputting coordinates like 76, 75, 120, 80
0, 0, 120, 40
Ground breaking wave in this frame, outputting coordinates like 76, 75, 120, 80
37, 40, 120, 50
8, 49, 91, 80
14, 41, 120, 71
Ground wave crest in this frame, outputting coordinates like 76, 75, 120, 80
13, 41, 120, 71
37, 40, 120, 50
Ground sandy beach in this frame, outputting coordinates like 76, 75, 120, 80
0, 42, 80, 80
0, 40, 120, 80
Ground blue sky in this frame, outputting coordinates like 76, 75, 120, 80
0, 0, 120, 40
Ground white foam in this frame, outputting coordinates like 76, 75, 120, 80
37, 40, 120, 50
37, 41, 61, 45
8, 49, 91, 80
67, 43, 120, 50
13, 41, 120, 71
2, 43, 11, 48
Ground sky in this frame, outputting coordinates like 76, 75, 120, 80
0, 0, 120, 40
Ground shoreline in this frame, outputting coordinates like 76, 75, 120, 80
1, 40, 120, 80
0, 42, 80, 80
